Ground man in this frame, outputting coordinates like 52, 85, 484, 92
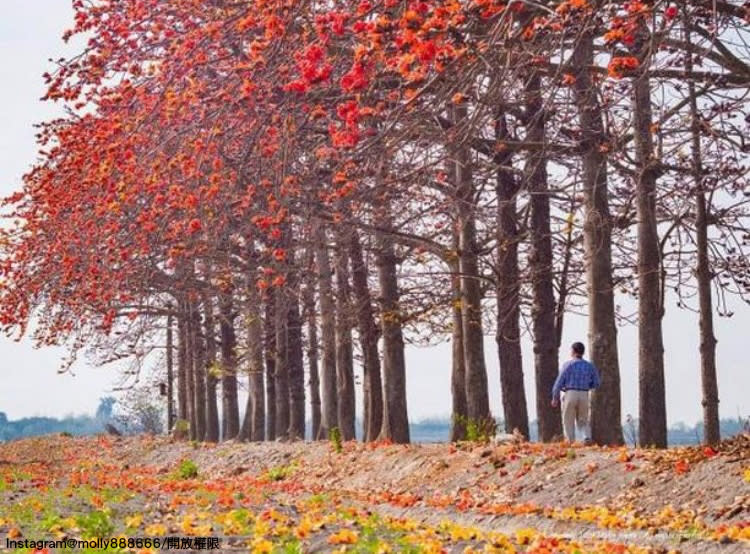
551, 342, 600, 444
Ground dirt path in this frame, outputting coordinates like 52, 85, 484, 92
0, 434, 748, 553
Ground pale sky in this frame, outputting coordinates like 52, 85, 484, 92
0, 1, 748, 427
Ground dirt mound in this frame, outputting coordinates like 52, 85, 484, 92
103, 434, 749, 522
0, 434, 748, 553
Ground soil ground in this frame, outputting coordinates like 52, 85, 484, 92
0, 434, 748, 553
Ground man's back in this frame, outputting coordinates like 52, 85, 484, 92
560, 358, 600, 391
551, 342, 600, 443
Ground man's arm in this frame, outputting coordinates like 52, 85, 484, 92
551, 363, 569, 402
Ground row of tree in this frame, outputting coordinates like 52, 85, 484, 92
1, 0, 748, 447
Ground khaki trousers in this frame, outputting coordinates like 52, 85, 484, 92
561, 390, 590, 442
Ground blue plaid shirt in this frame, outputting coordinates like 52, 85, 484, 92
551, 358, 601, 400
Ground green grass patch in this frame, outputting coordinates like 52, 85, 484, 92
307, 493, 329, 506
176, 458, 199, 479
75, 510, 114, 538
272, 538, 302, 554
265, 462, 298, 482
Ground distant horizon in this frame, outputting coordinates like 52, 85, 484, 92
3, 404, 747, 430
1, 407, 745, 449
1, 0, 749, 431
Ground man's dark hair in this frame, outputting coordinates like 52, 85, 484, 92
571, 342, 585, 356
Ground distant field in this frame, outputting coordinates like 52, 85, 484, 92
4, 414, 746, 446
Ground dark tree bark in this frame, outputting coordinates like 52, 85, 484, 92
554, 205, 575, 352
375, 212, 409, 444
166, 309, 175, 433
274, 288, 290, 440
694, 178, 720, 446
494, 113, 530, 439
335, 231, 356, 441
191, 303, 206, 441
264, 290, 277, 441
451, 105, 491, 426
302, 247, 321, 440
572, 32, 624, 446
632, 35, 668, 448
685, 21, 720, 445
202, 295, 220, 443
240, 281, 265, 442
449, 248, 467, 442
176, 300, 188, 424
219, 289, 240, 440
185, 300, 197, 440
315, 224, 338, 439
287, 263, 306, 441
524, 73, 562, 442
349, 229, 383, 442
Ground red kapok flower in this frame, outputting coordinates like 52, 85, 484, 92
188, 218, 202, 233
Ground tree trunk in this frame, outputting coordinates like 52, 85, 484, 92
166, 309, 175, 433
449, 245, 468, 442
240, 281, 265, 442
632, 39, 668, 448
572, 32, 624, 446
219, 289, 240, 440
274, 288, 290, 440
202, 295, 220, 442
494, 112, 529, 439
287, 266, 306, 441
185, 300, 197, 440
315, 224, 338, 439
335, 231, 356, 441
191, 302, 206, 441
264, 290, 277, 441
524, 74, 562, 442
685, 21, 720, 445
176, 300, 188, 424
376, 215, 410, 444
451, 105, 491, 426
349, 229, 383, 442
695, 185, 720, 446
302, 247, 321, 440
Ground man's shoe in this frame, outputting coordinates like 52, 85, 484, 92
583, 438, 593, 446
